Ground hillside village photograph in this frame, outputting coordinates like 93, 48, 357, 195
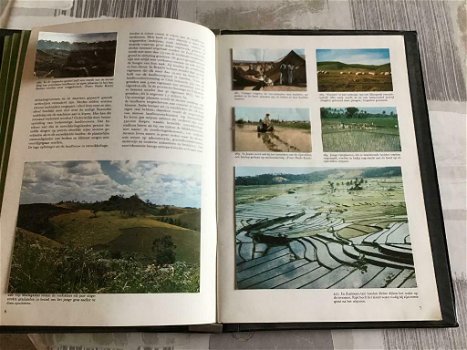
316, 48, 393, 92
34, 32, 117, 78
8, 161, 201, 294
321, 107, 401, 152
234, 166, 416, 290
232, 48, 306, 91
234, 107, 311, 152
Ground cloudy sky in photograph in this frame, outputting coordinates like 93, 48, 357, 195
233, 48, 305, 62
19, 161, 201, 208
234, 107, 309, 122
38, 31, 117, 43
316, 48, 390, 66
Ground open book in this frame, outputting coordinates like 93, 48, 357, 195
0, 18, 456, 330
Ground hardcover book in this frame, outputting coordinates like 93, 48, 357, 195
0, 18, 456, 330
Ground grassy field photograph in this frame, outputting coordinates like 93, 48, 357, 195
234, 166, 416, 290
234, 107, 311, 152
321, 107, 401, 152
34, 32, 117, 78
232, 48, 306, 91
316, 48, 392, 92
8, 161, 201, 294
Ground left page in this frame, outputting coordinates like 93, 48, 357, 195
0, 18, 217, 327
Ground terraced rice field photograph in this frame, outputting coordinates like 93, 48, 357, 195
316, 48, 393, 92
234, 107, 311, 152
235, 166, 416, 290
8, 161, 201, 294
35, 32, 117, 78
321, 107, 401, 152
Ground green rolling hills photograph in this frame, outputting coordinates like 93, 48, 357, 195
8, 160, 201, 294
316, 48, 393, 92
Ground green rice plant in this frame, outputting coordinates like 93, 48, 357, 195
322, 131, 401, 152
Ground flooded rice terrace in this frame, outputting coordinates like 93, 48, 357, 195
235, 181, 416, 289
235, 125, 311, 152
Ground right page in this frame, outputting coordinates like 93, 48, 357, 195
216, 33, 444, 324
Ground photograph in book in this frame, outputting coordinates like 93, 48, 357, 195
232, 48, 307, 91
8, 161, 201, 293
34, 32, 117, 78
234, 107, 311, 152
234, 166, 416, 290
321, 107, 401, 152
316, 48, 392, 92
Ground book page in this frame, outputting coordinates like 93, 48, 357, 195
216, 34, 442, 324
0, 18, 217, 327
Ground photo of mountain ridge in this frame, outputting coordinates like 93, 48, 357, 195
34, 32, 117, 78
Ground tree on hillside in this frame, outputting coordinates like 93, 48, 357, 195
118, 194, 145, 217
152, 235, 176, 265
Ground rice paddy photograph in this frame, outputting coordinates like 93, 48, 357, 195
316, 48, 393, 92
234, 107, 311, 152
34, 32, 117, 78
232, 48, 307, 91
8, 161, 201, 294
321, 107, 401, 152
235, 166, 416, 290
